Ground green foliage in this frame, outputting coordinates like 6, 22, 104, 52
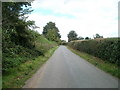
77, 36, 84, 40
35, 34, 57, 54
68, 38, 119, 66
3, 46, 58, 88
60, 40, 67, 45
68, 47, 120, 78
94, 33, 103, 39
2, 2, 35, 49
67, 30, 78, 42
42, 22, 61, 43
2, 31, 57, 73
2, 2, 57, 74
85, 37, 89, 40
2, 2, 32, 29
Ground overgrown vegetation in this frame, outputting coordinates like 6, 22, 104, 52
68, 38, 119, 66
2, 2, 58, 88
3, 33, 57, 74
3, 46, 58, 88
68, 47, 120, 78
67, 30, 119, 77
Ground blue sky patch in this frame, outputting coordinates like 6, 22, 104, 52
32, 8, 76, 19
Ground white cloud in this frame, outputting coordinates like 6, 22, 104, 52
28, 0, 119, 41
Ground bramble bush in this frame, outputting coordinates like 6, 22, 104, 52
68, 38, 119, 66
2, 31, 57, 74
2, 2, 58, 74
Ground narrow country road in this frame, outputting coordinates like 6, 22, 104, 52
23, 46, 119, 88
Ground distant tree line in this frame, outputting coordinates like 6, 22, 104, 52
67, 30, 103, 42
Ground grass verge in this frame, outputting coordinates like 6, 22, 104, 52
67, 46, 120, 79
3, 46, 58, 88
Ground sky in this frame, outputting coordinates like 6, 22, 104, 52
27, 0, 119, 41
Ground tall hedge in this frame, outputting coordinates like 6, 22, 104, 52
68, 38, 119, 66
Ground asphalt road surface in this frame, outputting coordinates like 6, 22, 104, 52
23, 46, 119, 88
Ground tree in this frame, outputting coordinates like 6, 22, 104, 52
78, 36, 84, 40
94, 33, 103, 39
2, 2, 32, 28
2, 2, 46, 73
95, 34, 100, 38
43, 22, 55, 36
67, 30, 78, 42
85, 37, 89, 40
42, 22, 61, 42
2, 2, 36, 50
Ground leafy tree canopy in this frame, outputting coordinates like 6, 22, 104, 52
2, 2, 36, 50
67, 30, 78, 42
94, 33, 103, 39
85, 37, 89, 40
42, 22, 61, 43
77, 36, 84, 40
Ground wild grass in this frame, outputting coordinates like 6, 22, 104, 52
67, 46, 120, 79
2, 46, 58, 88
